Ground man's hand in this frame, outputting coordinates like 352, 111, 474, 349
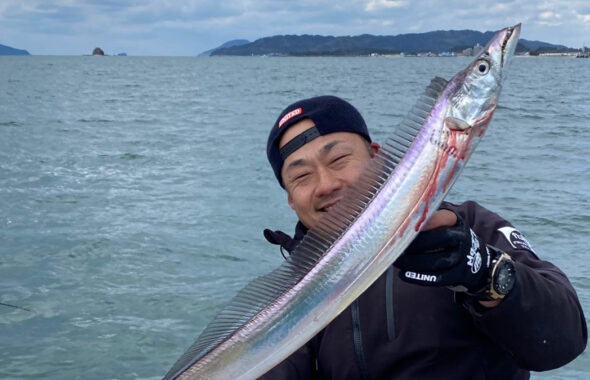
423, 210, 458, 231
395, 211, 497, 305
423, 209, 457, 231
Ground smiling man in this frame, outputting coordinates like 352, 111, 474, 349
279, 117, 378, 228
260, 95, 586, 379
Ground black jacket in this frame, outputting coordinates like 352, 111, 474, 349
260, 201, 587, 379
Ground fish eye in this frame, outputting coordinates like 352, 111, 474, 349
475, 60, 490, 75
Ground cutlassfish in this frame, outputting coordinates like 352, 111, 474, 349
163, 23, 521, 380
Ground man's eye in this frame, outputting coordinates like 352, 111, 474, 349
294, 173, 310, 181
331, 155, 348, 165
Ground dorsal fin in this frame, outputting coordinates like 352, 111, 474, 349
379, 76, 448, 166
163, 76, 450, 380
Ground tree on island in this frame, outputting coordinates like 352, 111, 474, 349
92, 47, 105, 56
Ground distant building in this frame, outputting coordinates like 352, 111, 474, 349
460, 43, 484, 57
473, 43, 483, 56
539, 52, 577, 57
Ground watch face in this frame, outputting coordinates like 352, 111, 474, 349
494, 260, 516, 295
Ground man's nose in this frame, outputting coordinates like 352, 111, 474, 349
315, 168, 341, 197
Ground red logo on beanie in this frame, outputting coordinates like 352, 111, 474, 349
278, 108, 302, 128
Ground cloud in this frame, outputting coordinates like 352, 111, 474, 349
536, 10, 561, 26
539, 11, 560, 20
365, 0, 407, 12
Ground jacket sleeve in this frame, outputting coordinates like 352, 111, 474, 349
442, 200, 587, 371
257, 340, 316, 379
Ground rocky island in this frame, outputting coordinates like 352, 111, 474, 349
0, 43, 30, 55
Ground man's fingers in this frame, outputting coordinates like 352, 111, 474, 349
423, 210, 458, 231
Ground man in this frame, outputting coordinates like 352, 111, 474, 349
261, 95, 587, 379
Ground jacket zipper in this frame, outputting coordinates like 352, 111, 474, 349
352, 300, 370, 380
386, 265, 396, 341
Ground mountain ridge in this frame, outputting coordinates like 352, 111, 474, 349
199, 39, 250, 56
207, 30, 569, 56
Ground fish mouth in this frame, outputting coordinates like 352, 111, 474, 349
502, 26, 516, 50
501, 23, 521, 66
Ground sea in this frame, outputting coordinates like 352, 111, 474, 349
0, 55, 588, 379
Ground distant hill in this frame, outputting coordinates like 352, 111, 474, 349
199, 39, 250, 56
516, 39, 566, 52
209, 30, 568, 56
0, 44, 30, 56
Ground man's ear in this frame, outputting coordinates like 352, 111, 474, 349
287, 192, 296, 211
370, 142, 380, 157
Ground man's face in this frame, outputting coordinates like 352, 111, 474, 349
280, 119, 378, 229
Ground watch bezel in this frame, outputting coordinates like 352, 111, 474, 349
489, 252, 515, 300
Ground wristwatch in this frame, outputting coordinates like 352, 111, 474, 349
488, 248, 516, 300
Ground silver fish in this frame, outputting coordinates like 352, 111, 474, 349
163, 23, 521, 380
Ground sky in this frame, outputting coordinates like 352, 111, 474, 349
1, 0, 589, 56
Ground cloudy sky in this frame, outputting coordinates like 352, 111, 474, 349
1, 0, 589, 55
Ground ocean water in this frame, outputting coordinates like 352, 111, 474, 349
0, 55, 588, 379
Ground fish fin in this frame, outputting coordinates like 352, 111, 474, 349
429, 76, 449, 92
444, 116, 470, 131
381, 76, 448, 165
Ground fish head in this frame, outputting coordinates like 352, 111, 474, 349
446, 23, 521, 136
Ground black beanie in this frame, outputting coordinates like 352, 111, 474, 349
267, 95, 371, 188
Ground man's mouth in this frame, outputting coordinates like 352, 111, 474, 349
318, 199, 340, 213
